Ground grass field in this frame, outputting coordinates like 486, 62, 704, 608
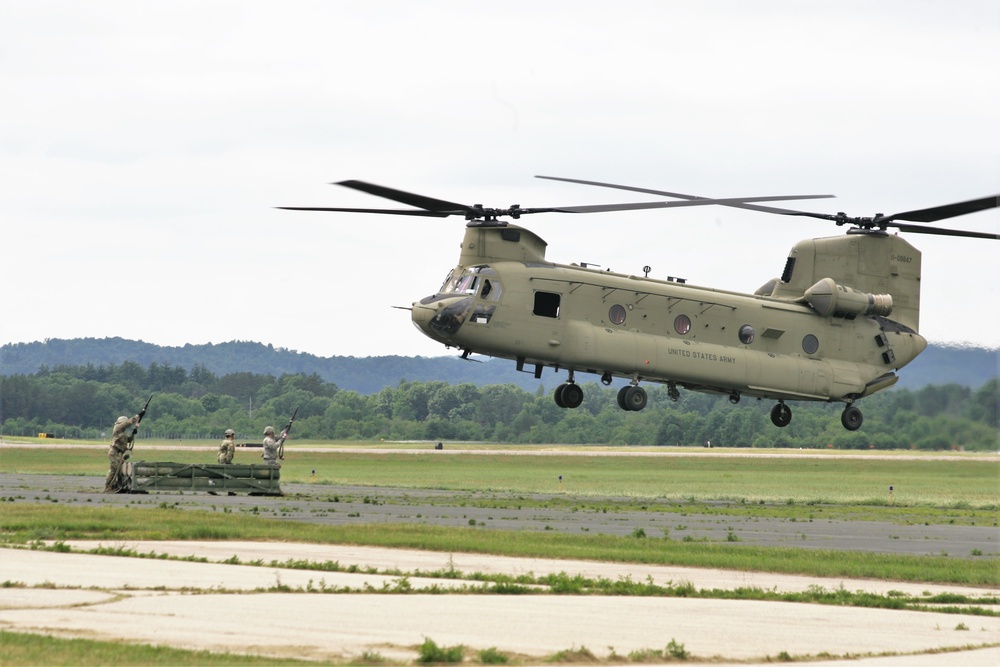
2, 440, 997, 507
1, 442, 998, 585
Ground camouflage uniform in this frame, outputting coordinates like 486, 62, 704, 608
261, 426, 282, 467
218, 429, 236, 464
104, 414, 139, 492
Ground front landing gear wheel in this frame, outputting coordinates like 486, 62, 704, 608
841, 405, 863, 431
770, 403, 792, 427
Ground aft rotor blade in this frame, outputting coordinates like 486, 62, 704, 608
890, 222, 999, 240
886, 195, 1000, 223
536, 175, 835, 217
536, 195, 840, 215
538, 176, 999, 238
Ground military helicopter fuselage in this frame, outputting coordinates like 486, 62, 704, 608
281, 178, 996, 431
411, 222, 926, 429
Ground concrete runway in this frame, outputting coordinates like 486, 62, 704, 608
1, 470, 998, 664
1, 542, 998, 665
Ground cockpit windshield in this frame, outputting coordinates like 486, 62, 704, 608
440, 266, 501, 300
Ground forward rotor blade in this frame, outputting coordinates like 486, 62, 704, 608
886, 195, 1000, 223
284, 179, 836, 221
336, 180, 475, 215
277, 206, 452, 217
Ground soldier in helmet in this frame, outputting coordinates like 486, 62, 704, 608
261, 425, 282, 466
104, 413, 140, 492
218, 429, 236, 464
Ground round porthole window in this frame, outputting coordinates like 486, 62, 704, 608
609, 304, 626, 325
738, 324, 755, 345
802, 334, 819, 354
674, 314, 691, 335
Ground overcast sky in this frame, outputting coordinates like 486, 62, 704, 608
2, 1, 998, 362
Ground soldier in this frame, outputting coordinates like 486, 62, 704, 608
261, 425, 288, 467
218, 429, 236, 464
104, 413, 139, 492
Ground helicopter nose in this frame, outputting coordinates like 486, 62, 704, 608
411, 296, 474, 343
411, 300, 438, 335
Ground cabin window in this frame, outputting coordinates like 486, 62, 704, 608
674, 314, 691, 335
533, 291, 561, 318
738, 324, 756, 345
609, 304, 626, 325
802, 334, 819, 354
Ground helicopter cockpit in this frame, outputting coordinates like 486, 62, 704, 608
440, 266, 503, 303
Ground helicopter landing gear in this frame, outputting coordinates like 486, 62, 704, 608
770, 402, 792, 428
554, 382, 584, 409
729, 391, 741, 405
841, 404, 863, 431
617, 385, 648, 411
667, 382, 680, 402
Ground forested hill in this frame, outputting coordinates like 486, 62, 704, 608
0, 338, 537, 394
1, 337, 997, 394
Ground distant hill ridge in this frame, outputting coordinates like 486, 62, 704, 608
1, 337, 997, 394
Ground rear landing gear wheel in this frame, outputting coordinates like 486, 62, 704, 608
620, 386, 648, 411
841, 405, 863, 431
561, 382, 584, 409
554, 383, 584, 409
770, 403, 792, 428
617, 386, 630, 410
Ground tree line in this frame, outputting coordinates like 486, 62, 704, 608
1, 362, 997, 450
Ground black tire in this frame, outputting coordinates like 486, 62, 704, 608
770, 403, 792, 428
841, 405, 863, 431
624, 386, 648, 411
554, 383, 567, 408
617, 386, 631, 410
561, 383, 584, 409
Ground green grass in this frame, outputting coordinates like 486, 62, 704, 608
2, 504, 996, 586
0, 629, 314, 665
3, 443, 998, 508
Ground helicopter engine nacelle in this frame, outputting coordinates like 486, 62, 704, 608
804, 277, 893, 318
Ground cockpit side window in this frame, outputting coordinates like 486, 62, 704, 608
439, 269, 456, 294
481, 279, 503, 301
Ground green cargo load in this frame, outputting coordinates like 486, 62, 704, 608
123, 461, 282, 495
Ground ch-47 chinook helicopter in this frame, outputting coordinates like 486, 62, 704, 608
281, 179, 998, 431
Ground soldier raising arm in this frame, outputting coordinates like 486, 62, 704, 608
104, 414, 139, 492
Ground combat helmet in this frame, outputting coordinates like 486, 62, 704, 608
263, 426, 276, 435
